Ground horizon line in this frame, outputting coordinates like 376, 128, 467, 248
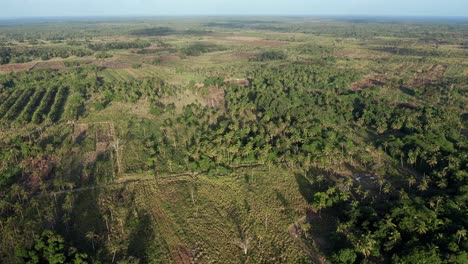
1, 14, 468, 20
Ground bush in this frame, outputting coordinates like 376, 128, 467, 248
88, 40, 151, 51
95, 52, 112, 59
250, 50, 287, 61
131, 27, 175, 36
151, 57, 163, 65
203, 76, 224, 87
41, 54, 50, 61
16, 231, 89, 263
180, 43, 225, 56
64, 61, 81, 67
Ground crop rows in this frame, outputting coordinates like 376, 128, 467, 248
0, 85, 69, 124
17, 88, 46, 123
48, 86, 69, 122
31, 86, 58, 124
0, 91, 12, 103
0, 89, 25, 118
3, 89, 34, 120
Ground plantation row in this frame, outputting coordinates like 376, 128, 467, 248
0, 86, 69, 124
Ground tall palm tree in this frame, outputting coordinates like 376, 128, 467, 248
85, 231, 99, 252
356, 233, 377, 259
407, 176, 416, 191
456, 229, 466, 245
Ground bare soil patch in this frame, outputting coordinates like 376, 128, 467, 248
240, 40, 288, 47
222, 36, 288, 47
410, 64, 447, 87
202, 86, 225, 109
31, 61, 66, 71
334, 49, 389, 60
0, 62, 35, 73
351, 74, 388, 91
173, 247, 192, 264
94, 59, 132, 69
231, 50, 259, 60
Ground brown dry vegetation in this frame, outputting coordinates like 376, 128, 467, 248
410, 64, 447, 87
0, 62, 36, 73
202, 86, 225, 109
333, 48, 390, 60
351, 74, 388, 91
222, 36, 289, 47
31, 61, 67, 71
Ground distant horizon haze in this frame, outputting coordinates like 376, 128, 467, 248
1, 0, 467, 18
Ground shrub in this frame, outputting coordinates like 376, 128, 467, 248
250, 50, 287, 61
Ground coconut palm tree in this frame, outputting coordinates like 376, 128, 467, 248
407, 176, 416, 191
85, 231, 99, 252
456, 229, 466, 245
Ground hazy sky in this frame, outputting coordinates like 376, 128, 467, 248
1, 0, 467, 18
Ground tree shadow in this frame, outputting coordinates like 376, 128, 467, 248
59, 188, 111, 262
127, 210, 155, 263
275, 189, 290, 207
399, 86, 416, 96
294, 173, 315, 203
305, 209, 344, 255
294, 170, 346, 255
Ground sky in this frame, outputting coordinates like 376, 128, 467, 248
1, 0, 467, 18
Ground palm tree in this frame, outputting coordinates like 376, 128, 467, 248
28, 199, 41, 218
235, 237, 252, 255
356, 233, 377, 259
456, 229, 466, 245
316, 175, 325, 188
13, 202, 23, 219
407, 176, 416, 191
418, 176, 430, 192
429, 196, 442, 210
427, 156, 438, 167
85, 231, 99, 252
377, 178, 386, 195
415, 220, 428, 235
109, 244, 119, 263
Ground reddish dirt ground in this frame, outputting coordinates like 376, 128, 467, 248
173, 247, 192, 264
239, 40, 288, 47
202, 86, 225, 109
31, 61, 66, 71
0, 62, 36, 73
351, 74, 387, 91
410, 64, 447, 87
93, 59, 132, 69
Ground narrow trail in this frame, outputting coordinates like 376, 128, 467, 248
288, 214, 326, 264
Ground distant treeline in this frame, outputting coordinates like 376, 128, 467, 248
0, 46, 93, 64
130, 27, 213, 37
250, 50, 288, 61
87, 40, 151, 51
180, 42, 226, 56
130, 27, 175, 36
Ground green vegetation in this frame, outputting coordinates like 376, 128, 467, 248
0, 46, 93, 64
88, 40, 151, 51
16, 230, 89, 263
131, 27, 176, 36
0, 17, 466, 263
180, 42, 226, 56
250, 50, 288, 61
